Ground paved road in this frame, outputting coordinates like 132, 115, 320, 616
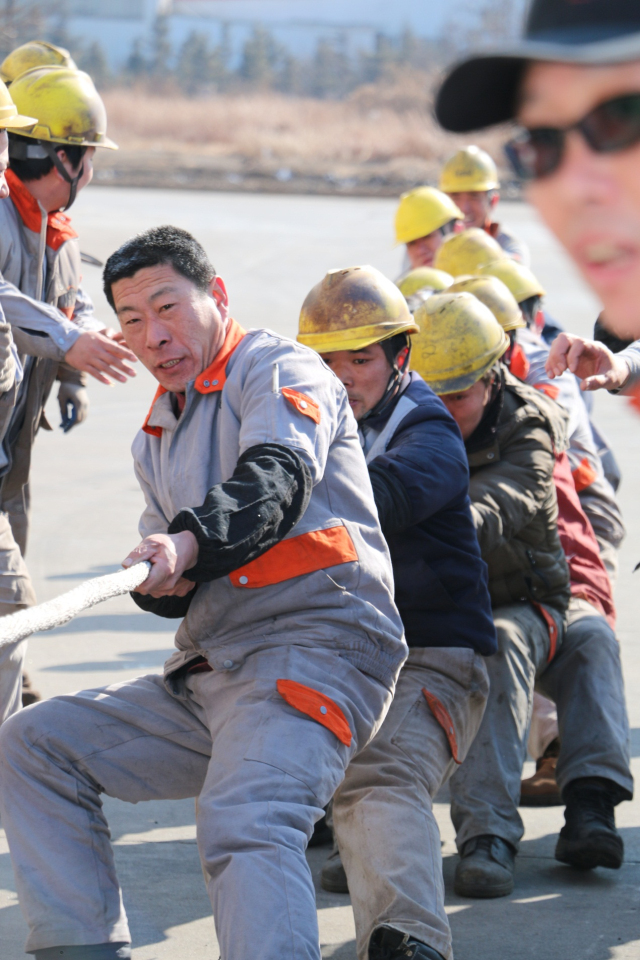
1, 188, 640, 958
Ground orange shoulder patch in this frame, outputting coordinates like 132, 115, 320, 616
277, 679, 352, 746
281, 387, 321, 424
535, 382, 560, 401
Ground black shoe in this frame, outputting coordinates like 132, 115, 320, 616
369, 925, 445, 960
454, 834, 516, 898
320, 847, 348, 893
308, 811, 333, 847
555, 777, 624, 870
21, 672, 42, 708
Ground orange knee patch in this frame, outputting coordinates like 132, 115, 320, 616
277, 679, 352, 746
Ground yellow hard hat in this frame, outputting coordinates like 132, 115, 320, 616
478, 259, 546, 304
449, 275, 525, 331
434, 228, 505, 277
297, 265, 419, 355
0, 78, 35, 129
0, 41, 76, 85
394, 187, 463, 245
439, 145, 500, 194
7, 66, 117, 148
396, 266, 453, 298
411, 291, 509, 395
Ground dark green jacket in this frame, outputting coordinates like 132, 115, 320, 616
466, 368, 570, 617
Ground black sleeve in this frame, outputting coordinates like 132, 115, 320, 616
167, 442, 312, 582
130, 588, 196, 619
368, 461, 413, 537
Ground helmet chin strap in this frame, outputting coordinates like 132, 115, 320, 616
361, 339, 412, 423
40, 141, 84, 211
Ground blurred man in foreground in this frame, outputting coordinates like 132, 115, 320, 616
435, 0, 640, 345
439, 145, 530, 264
298, 267, 495, 960
0, 227, 406, 960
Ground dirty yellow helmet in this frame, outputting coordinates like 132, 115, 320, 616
396, 266, 453, 298
411, 292, 509, 395
0, 78, 35, 129
434, 228, 505, 277
439, 146, 500, 194
7, 66, 116, 148
478, 259, 546, 304
297, 265, 419, 354
0, 41, 76, 85
394, 187, 463, 245
448, 275, 525, 331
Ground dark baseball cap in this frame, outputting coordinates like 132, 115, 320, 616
436, 0, 640, 133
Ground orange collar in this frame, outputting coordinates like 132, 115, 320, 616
142, 318, 247, 437
6, 169, 78, 252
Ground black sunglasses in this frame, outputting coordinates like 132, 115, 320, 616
505, 93, 640, 180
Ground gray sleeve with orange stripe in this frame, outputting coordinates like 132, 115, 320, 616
168, 443, 312, 582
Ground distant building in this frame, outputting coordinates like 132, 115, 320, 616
63, 0, 449, 69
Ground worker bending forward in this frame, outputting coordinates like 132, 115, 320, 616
298, 267, 496, 960
0, 227, 407, 960
414, 292, 631, 897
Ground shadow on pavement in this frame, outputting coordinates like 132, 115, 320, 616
47, 564, 124, 580
39, 613, 175, 635
444, 829, 640, 960
42, 648, 172, 672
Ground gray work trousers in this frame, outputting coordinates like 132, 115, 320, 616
0, 643, 392, 958
450, 599, 632, 851
0, 496, 35, 724
333, 648, 489, 960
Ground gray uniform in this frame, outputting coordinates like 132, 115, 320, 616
0, 320, 407, 959
0, 187, 103, 724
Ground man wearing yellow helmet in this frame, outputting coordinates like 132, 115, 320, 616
0, 65, 136, 724
298, 266, 495, 960
0, 40, 76, 85
394, 186, 463, 272
439, 146, 530, 265
468, 267, 627, 809
413, 292, 631, 896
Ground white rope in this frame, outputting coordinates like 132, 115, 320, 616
0, 561, 152, 649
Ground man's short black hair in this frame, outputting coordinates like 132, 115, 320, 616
103, 225, 216, 310
8, 133, 86, 183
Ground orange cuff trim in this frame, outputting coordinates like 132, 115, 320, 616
534, 382, 560, 401
230, 525, 357, 589
572, 457, 598, 493
277, 679, 352, 746
281, 387, 321, 424
532, 602, 559, 662
422, 689, 461, 764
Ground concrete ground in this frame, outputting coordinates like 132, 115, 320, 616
1, 188, 639, 958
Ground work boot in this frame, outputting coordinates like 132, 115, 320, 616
369, 925, 445, 960
520, 738, 562, 807
320, 846, 348, 893
555, 777, 624, 870
454, 834, 516, 898
21, 672, 41, 708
